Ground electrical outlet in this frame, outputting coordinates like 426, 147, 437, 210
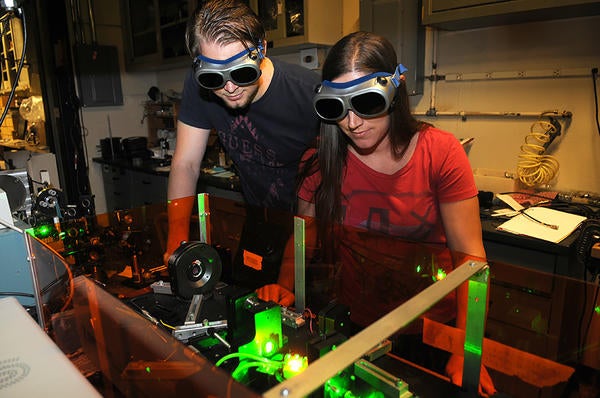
300, 48, 319, 70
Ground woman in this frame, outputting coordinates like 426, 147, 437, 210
259, 31, 496, 396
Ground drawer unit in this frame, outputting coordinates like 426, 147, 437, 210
100, 162, 169, 212
101, 165, 131, 212
130, 170, 168, 208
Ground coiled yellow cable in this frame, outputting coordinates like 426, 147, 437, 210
517, 120, 560, 187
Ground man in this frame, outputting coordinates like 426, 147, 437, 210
165, 0, 320, 281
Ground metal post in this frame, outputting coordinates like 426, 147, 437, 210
197, 193, 211, 244
462, 265, 490, 395
293, 216, 305, 313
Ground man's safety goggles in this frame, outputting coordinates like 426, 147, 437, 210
193, 45, 264, 90
313, 64, 407, 121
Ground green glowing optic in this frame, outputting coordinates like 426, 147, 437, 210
595, 306, 600, 315
145, 366, 151, 373
264, 340, 274, 355
282, 353, 308, 379
434, 268, 447, 281
36, 225, 52, 237
416, 264, 422, 273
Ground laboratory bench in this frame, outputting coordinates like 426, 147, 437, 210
4, 190, 599, 397
93, 156, 242, 213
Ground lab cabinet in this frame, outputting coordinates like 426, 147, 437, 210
101, 164, 168, 212
121, 0, 196, 69
249, 0, 359, 51
101, 164, 131, 212
121, 0, 359, 69
481, 223, 587, 397
360, 0, 425, 96
421, 0, 600, 30
129, 170, 168, 208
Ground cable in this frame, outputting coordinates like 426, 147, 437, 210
0, 8, 27, 128
159, 319, 175, 330
516, 119, 561, 187
231, 360, 282, 380
0, 291, 35, 298
215, 352, 275, 367
592, 67, 599, 136
574, 220, 600, 361
581, 280, 599, 363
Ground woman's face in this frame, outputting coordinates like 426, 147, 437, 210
333, 71, 392, 154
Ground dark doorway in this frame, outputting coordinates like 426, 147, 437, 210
27, 0, 93, 210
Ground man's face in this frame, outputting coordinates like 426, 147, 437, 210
198, 39, 261, 109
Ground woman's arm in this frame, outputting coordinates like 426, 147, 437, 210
439, 195, 485, 329
440, 196, 496, 397
256, 199, 316, 306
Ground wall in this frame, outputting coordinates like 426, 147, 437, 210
78, 2, 600, 214
72, 0, 157, 214
159, 14, 600, 197
414, 15, 600, 195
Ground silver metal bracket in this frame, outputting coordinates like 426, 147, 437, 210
354, 359, 413, 398
172, 319, 228, 343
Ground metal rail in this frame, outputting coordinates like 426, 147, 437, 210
264, 259, 490, 398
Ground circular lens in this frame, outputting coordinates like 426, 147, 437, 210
230, 66, 260, 85
315, 98, 345, 120
351, 92, 388, 117
197, 72, 225, 89
188, 259, 204, 281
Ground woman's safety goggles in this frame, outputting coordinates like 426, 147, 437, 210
313, 64, 407, 121
193, 45, 264, 90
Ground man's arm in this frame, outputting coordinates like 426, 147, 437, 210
168, 121, 211, 200
164, 121, 212, 263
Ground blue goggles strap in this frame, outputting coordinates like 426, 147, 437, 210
321, 64, 407, 89
196, 43, 264, 65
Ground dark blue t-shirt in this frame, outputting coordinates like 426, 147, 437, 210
178, 58, 320, 211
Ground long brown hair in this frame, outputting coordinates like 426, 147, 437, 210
302, 31, 428, 258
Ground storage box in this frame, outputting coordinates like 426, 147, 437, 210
473, 168, 518, 194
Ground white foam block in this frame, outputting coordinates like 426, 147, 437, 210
0, 189, 14, 228
0, 297, 101, 396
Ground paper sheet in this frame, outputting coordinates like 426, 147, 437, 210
497, 207, 587, 243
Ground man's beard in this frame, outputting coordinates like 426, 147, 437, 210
223, 85, 259, 109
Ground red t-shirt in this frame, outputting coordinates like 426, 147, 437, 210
299, 126, 478, 328
299, 126, 477, 243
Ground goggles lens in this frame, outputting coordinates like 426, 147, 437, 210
230, 66, 261, 85
196, 66, 260, 89
314, 64, 407, 121
314, 98, 344, 120
194, 46, 263, 89
350, 91, 388, 117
